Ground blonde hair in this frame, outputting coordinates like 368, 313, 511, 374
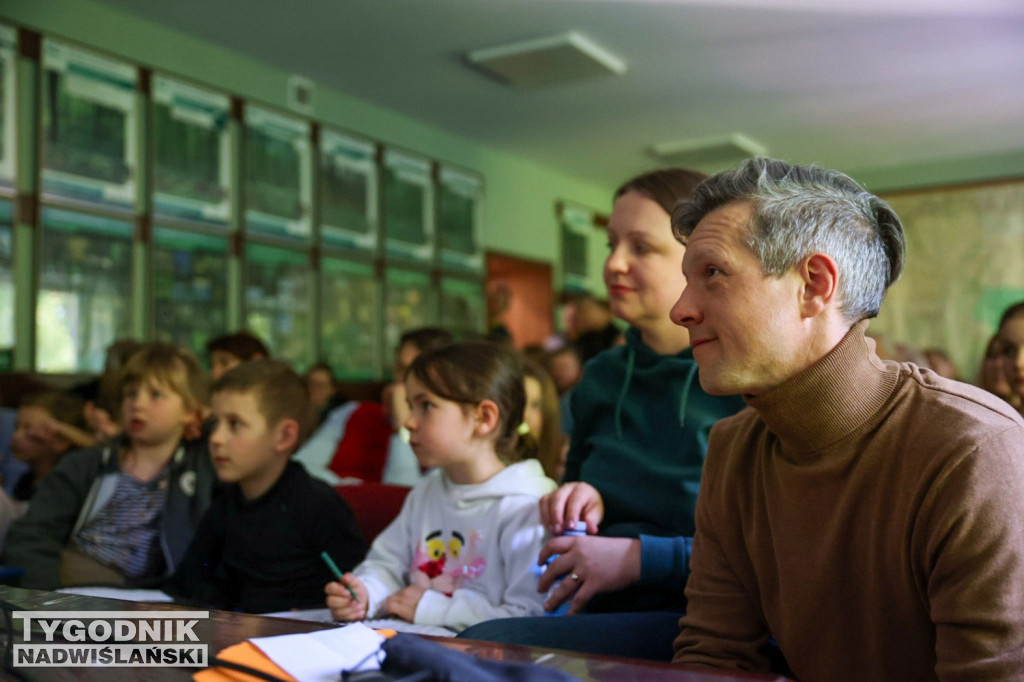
120, 342, 208, 412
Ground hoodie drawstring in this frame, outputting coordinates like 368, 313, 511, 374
679, 362, 698, 429
613, 346, 636, 440
614, 348, 698, 438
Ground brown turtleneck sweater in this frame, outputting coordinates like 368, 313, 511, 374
673, 321, 1024, 681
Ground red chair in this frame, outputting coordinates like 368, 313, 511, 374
335, 482, 411, 545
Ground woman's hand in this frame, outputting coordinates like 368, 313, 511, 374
539, 481, 604, 535
537, 535, 641, 615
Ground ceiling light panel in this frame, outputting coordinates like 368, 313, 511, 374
467, 31, 626, 89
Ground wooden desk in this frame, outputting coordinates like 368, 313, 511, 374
0, 587, 790, 682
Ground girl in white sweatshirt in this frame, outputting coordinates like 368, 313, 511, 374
324, 341, 556, 633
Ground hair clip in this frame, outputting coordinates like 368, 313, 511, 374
517, 422, 530, 435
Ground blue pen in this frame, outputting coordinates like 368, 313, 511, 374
321, 551, 359, 602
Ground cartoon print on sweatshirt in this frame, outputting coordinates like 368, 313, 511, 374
410, 528, 487, 596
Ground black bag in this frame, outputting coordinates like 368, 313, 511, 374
342, 633, 581, 682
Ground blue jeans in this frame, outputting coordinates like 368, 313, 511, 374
458, 611, 685, 662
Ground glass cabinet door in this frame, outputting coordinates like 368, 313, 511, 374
36, 208, 133, 372
152, 76, 231, 225
244, 243, 314, 369
152, 227, 228, 356
41, 39, 137, 208
321, 257, 380, 379
384, 267, 435, 363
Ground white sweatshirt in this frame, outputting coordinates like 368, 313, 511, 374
354, 459, 556, 632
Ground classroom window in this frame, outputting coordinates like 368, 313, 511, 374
438, 167, 483, 273
319, 129, 377, 254
384, 267, 436, 362
245, 105, 311, 241
321, 257, 380, 379
0, 201, 13, 358
36, 208, 133, 372
560, 204, 593, 292
0, 24, 16, 188
383, 150, 433, 263
152, 227, 229, 356
41, 39, 137, 208
244, 242, 314, 370
152, 76, 231, 225
440, 277, 485, 341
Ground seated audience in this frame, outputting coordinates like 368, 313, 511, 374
294, 327, 454, 488
569, 293, 623, 363
978, 333, 1013, 405
0, 401, 26, 497
379, 327, 454, 484
72, 338, 143, 442
4, 343, 216, 589
164, 360, 366, 613
670, 158, 1024, 679
10, 391, 89, 504
521, 359, 566, 482
923, 347, 960, 381
305, 361, 340, 422
544, 345, 583, 396
206, 331, 270, 381
996, 300, 1024, 415
324, 342, 555, 634
461, 168, 745, 660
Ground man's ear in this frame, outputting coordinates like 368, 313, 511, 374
474, 400, 500, 437
799, 252, 840, 318
274, 418, 300, 454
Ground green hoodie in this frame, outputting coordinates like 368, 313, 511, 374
565, 326, 746, 611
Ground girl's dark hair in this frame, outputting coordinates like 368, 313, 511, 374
406, 341, 526, 462
999, 301, 1024, 329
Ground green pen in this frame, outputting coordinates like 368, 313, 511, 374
321, 551, 359, 602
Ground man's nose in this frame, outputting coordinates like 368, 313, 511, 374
670, 285, 698, 327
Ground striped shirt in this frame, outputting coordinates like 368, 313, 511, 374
73, 468, 169, 579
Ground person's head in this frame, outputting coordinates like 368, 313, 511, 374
305, 362, 337, 415
205, 331, 270, 381
104, 339, 144, 374
12, 391, 86, 471
571, 294, 613, 335
979, 333, 1012, 401
521, 359, 564, 481
208, 359, 311, 499
120, 343, 208, 448
670, 157, 905, 396
997, 301, 1024, 403
605, 168, 707, 339
404, 342, 526, 476
546, 345, 583, 395
394, 327, 454, 379
923, 348, 960, 380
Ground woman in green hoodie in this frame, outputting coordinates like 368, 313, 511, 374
459, 169, 746, 660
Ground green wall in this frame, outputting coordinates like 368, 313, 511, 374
1, 0, 614, 293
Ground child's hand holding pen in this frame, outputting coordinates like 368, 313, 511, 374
322, 551, 368, 622
325, 576, 368, 622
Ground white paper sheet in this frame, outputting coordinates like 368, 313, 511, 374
250, 622, 386, 681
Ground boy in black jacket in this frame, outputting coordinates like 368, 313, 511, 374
165, 360, 366, 612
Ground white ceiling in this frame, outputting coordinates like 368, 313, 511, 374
95, 0, 1024, 191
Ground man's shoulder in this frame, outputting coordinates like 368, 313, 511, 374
901, 366, 1024, 434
